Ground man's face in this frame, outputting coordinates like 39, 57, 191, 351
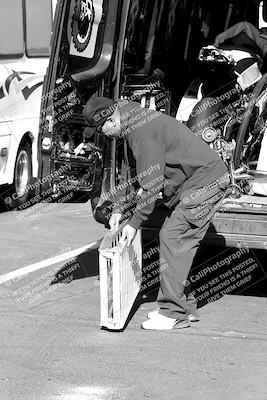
100, 115, 121, 138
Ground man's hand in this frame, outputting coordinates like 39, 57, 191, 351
109, 213, 122, 231
120, 224, 137, 247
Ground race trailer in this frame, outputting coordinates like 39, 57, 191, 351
37, 0, 267, 249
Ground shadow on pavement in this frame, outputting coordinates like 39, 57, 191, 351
50, 247, 100, 285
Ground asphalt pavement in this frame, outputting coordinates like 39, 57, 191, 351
0, 202, 267, 400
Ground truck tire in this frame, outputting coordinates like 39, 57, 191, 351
5, 142, 34, 210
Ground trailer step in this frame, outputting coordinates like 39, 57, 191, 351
211, 211, 267, 236
204, 232, 267, 249
221, 195, 267, 213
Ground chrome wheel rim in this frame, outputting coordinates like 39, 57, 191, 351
15, 150, 29, 198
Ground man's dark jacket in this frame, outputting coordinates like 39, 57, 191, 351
115, 101, 228, 230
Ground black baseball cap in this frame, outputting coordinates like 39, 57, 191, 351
82, 96, 116, 135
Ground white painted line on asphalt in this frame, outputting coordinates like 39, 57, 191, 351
0, 239, 102, 285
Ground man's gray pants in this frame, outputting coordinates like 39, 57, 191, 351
157, 185, 227, 320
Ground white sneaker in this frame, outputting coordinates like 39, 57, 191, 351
147, 308, 160, 319
141, 313, 190, 330
148, 308, 199, 322
187, 313, 200, 322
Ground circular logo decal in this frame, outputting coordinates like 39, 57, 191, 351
72, 0, 95, 53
